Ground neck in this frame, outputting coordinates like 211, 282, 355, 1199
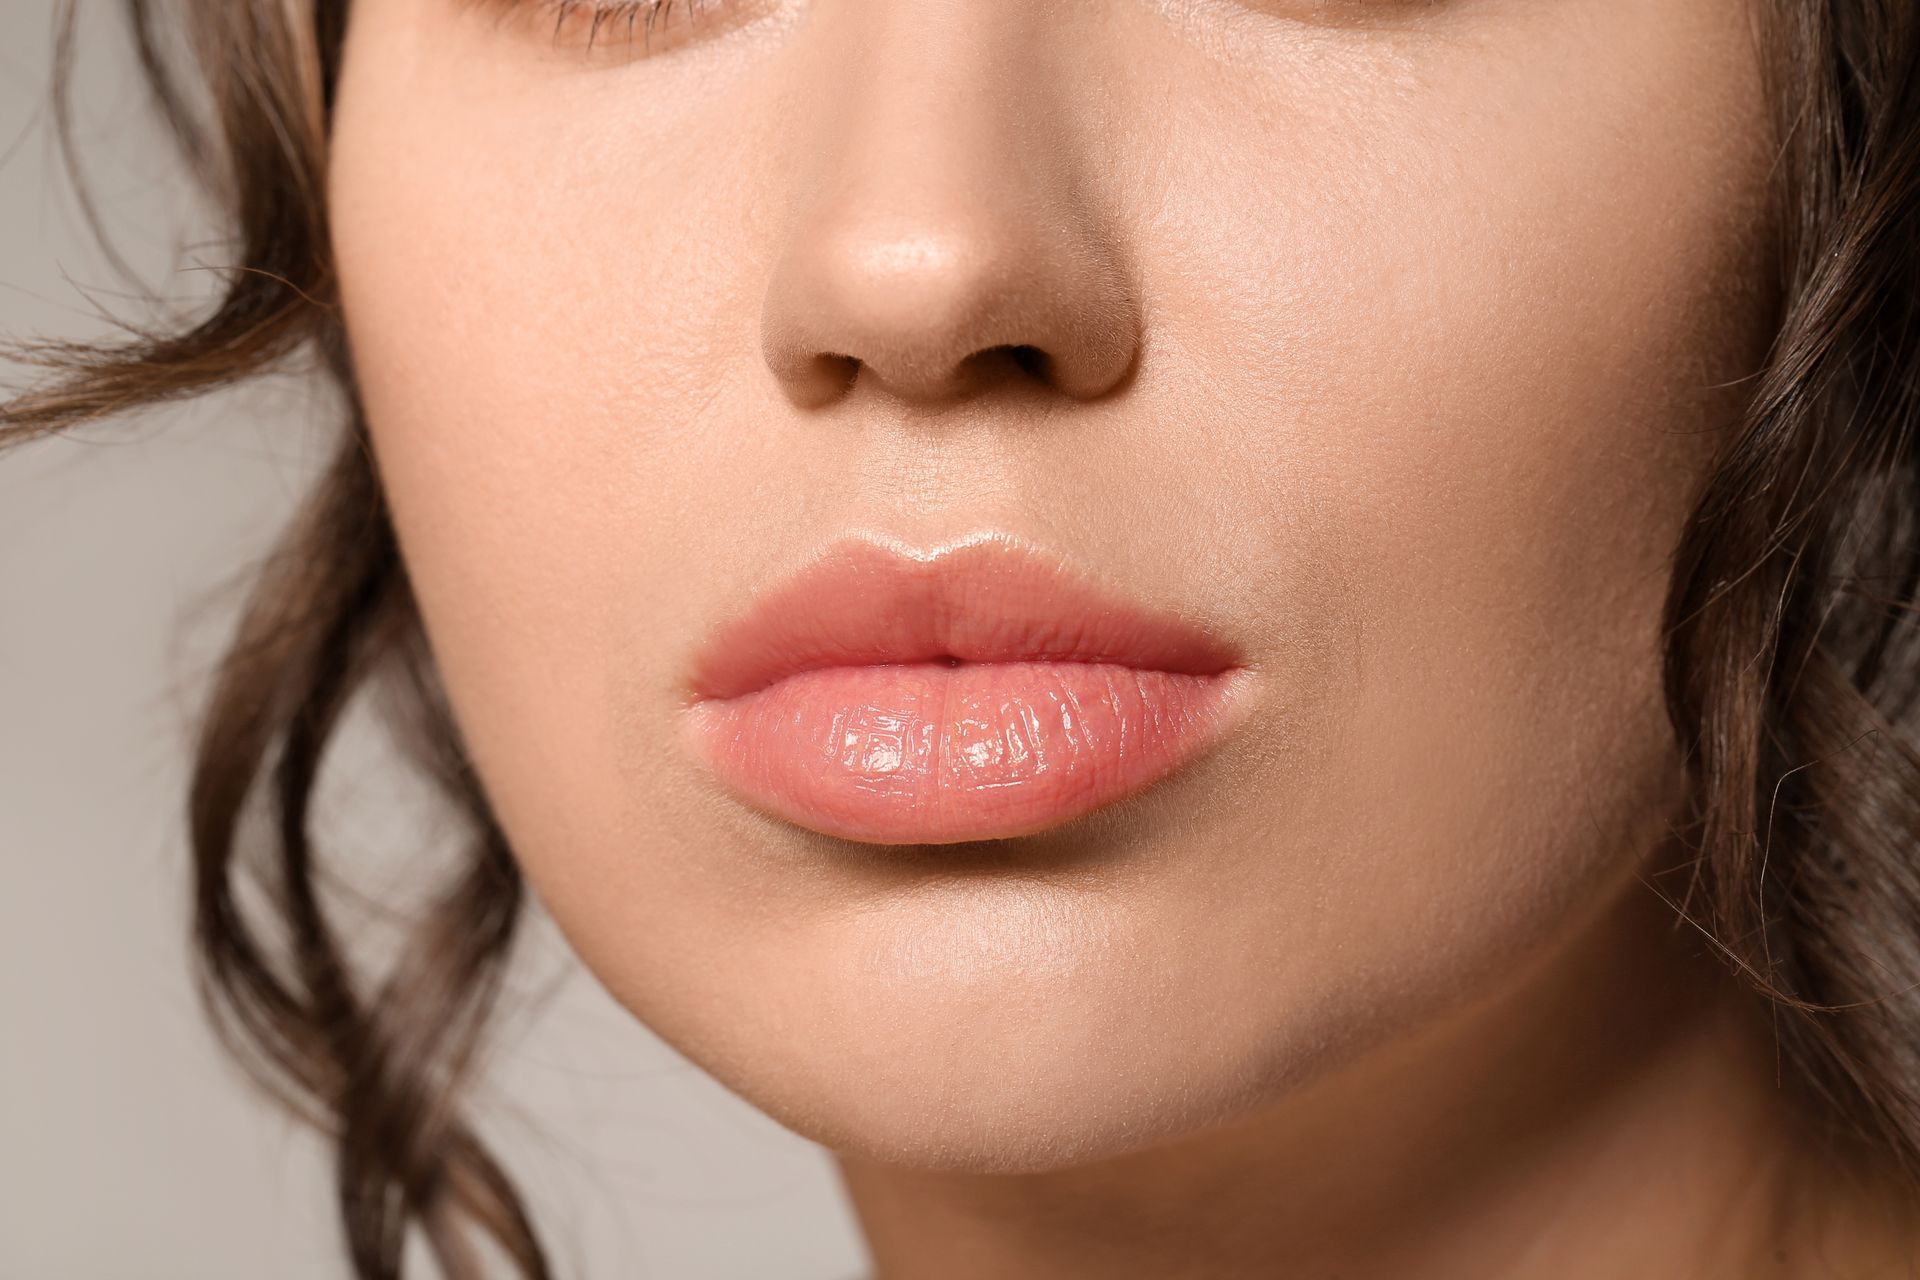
835, 879, 1913, 1280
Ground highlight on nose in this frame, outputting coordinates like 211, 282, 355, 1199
760, 208, 1142, 409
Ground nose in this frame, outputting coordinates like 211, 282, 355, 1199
760, 3, 1141, 409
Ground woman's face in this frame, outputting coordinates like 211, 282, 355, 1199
329, 0, 1778, 1169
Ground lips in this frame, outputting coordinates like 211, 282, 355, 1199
679, 536, 1251, 844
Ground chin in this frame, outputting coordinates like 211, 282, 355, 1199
627, 883, 1304, 1176
727, 1013, 1276, 1176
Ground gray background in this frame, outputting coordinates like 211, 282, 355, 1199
0, 3, 867, 1276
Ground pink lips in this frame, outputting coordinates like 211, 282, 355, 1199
680, 538, 1250, 845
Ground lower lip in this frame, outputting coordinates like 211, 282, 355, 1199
684, 661, 1247, 844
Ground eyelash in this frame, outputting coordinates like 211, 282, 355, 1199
527, 0, 719, 52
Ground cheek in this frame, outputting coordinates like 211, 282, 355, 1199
1123, 11, 1774, 830
326, 13, 795, 886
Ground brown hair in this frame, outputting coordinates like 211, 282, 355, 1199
3, 0, 1918, 1274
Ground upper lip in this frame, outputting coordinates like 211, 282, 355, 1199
685, 534, 1243, 703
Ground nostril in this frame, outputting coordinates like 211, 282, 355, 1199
957, 344, 1052, 387
1006, 345, 1051, 381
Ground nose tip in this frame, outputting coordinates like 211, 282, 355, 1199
757, 0, 1143, 415
762, 214, 1139, 407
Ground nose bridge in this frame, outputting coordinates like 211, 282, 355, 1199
761, 1, 1139, 408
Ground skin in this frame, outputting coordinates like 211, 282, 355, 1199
327, 0, 1917, 1274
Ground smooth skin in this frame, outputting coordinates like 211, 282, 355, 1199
329, 0, 1917, 1275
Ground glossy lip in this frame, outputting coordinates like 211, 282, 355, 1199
680, 534, 1253, 845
